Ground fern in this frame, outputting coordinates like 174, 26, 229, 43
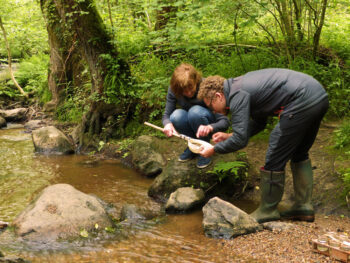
207, 161, 247, 182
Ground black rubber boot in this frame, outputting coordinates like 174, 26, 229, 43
250, 169, 285, 223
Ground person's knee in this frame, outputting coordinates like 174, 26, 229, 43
170, 109, 187, 126
291, 153, 309, 163
188, 105, 212, 122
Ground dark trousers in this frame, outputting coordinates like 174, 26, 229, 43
264, 98, 329, 171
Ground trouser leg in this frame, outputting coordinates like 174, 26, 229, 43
263, 99, 328, 221
264, 98, 329, 171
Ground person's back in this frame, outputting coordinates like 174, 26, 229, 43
225, 68, 328, 118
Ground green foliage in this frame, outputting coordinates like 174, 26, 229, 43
2, 0, 349, 129
342, 168, 350, 195
56, 96, 85, 123
207, 161, 247, 183
102, 53, 135, 105
115, 138, 135, 152
290, 58, 350, 118
15, 53, 51, 103
0, 0, 48, 58
334, 119, 350, 150
0, 83, 17, 98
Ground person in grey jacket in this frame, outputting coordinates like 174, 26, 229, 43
162, 63, 229, 168
197, 68, 329, 223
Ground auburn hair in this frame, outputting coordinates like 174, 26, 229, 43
170, 63, 202, 97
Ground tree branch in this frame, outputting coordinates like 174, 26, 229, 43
0, 16, 28, 98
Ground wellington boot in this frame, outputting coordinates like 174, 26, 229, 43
250, 169, 285, 223
281, 159, 314, 222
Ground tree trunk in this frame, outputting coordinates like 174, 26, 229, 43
40, 0, 82, 109
312, 0, 328, 59
51, 0, 131, 150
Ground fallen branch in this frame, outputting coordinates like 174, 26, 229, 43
0, 16, 28, 99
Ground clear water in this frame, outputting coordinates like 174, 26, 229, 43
0, 125, 253, 263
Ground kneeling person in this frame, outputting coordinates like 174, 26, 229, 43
162, 63, 229, 169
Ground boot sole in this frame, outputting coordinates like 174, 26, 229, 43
282, 214, 315, 222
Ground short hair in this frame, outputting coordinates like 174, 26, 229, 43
198, 75, 225, 100
170, 63, 202, 97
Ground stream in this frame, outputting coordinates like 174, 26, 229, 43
0, 124, 250, 263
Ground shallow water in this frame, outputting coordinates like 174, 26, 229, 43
0, 125, 251, 262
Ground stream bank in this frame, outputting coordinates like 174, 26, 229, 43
0, 106, 349, 262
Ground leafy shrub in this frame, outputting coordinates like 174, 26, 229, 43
290, 58, 350, 118
334, 119, 350, 150
15, 53, 51, 103
0, 83, 18, 98
56, 96, 85, 123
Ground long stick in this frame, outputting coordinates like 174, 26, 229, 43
144, 122, 190, 141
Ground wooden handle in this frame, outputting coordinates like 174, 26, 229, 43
144, 122, 164, 132
144, 122, 184, 140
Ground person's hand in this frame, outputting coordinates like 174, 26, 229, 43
199, 143, 215, 158
163, 123, 175, 137
196, 125, 213, 138
212, 132, 232, 143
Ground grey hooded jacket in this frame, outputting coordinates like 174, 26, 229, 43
214, 68, 328, 154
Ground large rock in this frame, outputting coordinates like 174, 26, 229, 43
131, 135, 166, 177
148, 159, 208, 201
32, 126, 74, 154
148, 156, 246, 202
202, 197, 261, 239
165, 187, 205, 213
129, 135, 250, 202
0, 108, 28, 122
0, 116, 5, 128
12, 184, 113, 241
24, 120, 45, 131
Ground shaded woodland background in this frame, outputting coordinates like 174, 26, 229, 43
0, 0, 349, 194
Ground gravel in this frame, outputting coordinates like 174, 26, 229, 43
221, 214, 350, 262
